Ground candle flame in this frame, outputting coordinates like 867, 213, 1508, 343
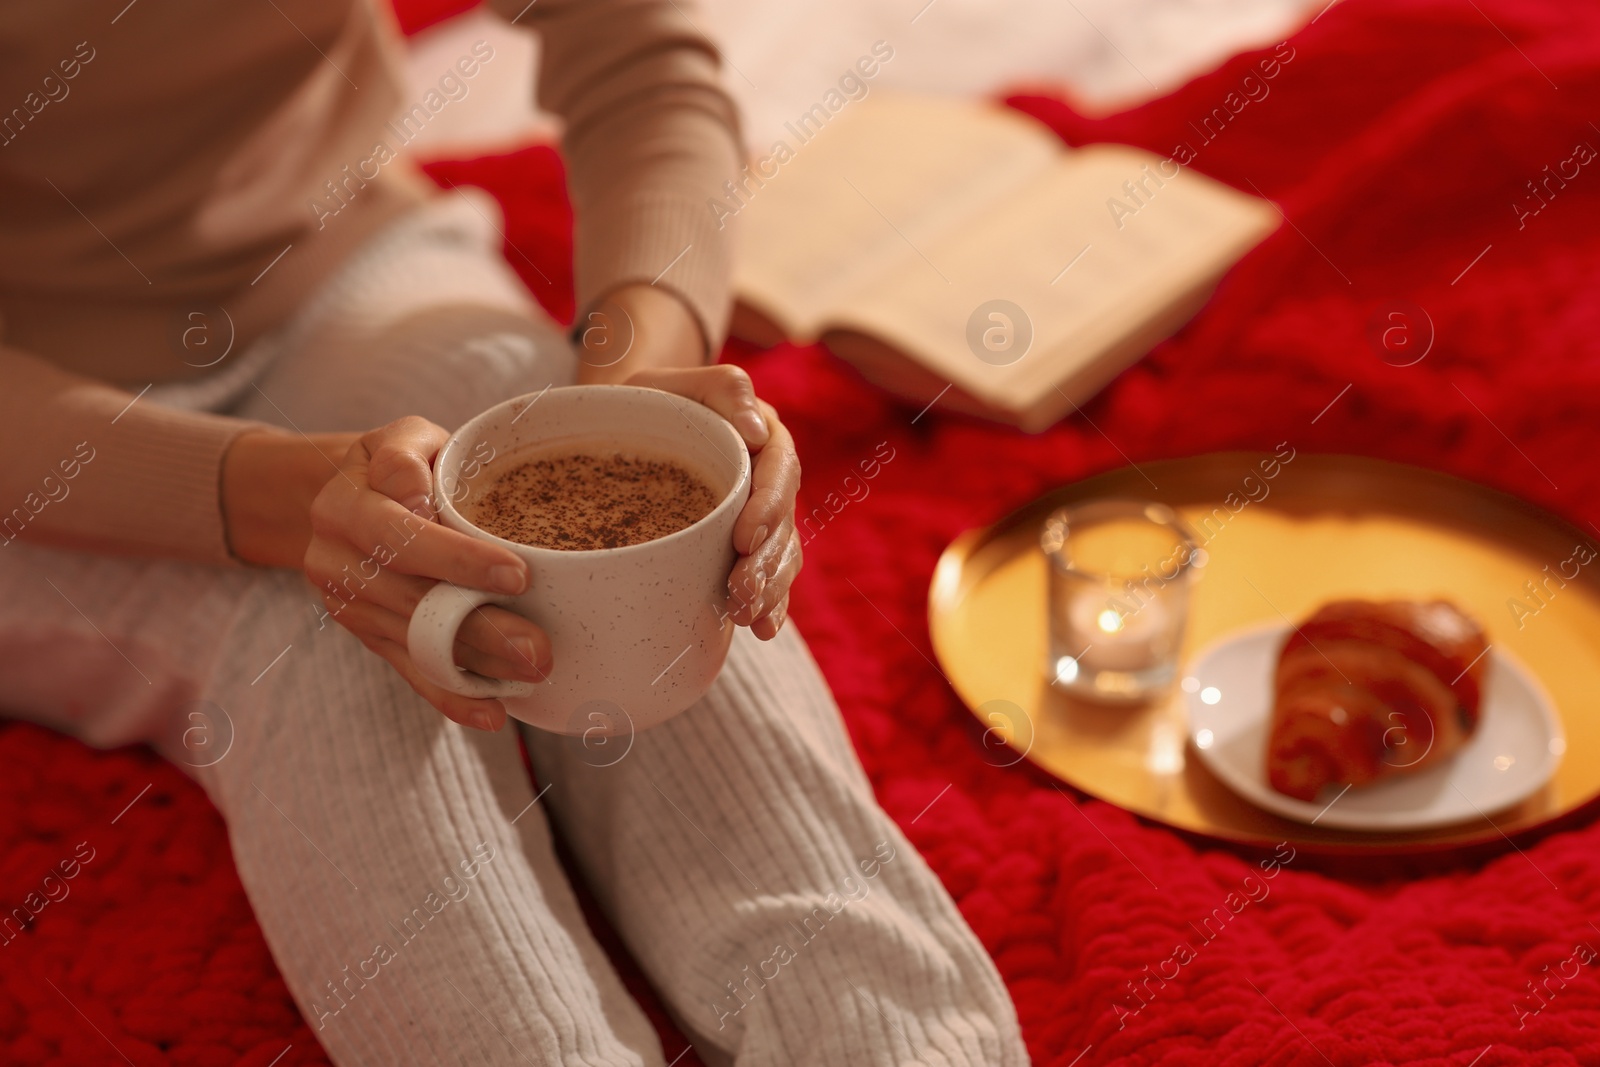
1096, 608, 1124, 633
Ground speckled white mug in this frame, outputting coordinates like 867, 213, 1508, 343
407, 385, 751, 735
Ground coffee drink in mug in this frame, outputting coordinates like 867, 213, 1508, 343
407, 385, 752, 735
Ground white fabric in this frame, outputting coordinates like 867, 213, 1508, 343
0, 193, 1026, 1066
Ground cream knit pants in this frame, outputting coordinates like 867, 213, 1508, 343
0, 193, 1027, 1066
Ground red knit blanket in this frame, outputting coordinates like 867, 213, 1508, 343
7, 0, 1600, 1063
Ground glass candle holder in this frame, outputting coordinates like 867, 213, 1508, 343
1040, 499, 1201, 704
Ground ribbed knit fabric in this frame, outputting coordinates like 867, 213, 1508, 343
526, 630, 1027, 1066
0, 349, 261, 564
0, 193, 1026, 1065
2, 0, 741, 565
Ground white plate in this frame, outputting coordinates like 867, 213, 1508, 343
1185, 624, 1566, 831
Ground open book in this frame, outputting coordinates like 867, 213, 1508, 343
727, 94, 1279, 431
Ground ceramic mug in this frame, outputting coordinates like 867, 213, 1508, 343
406, 385, 752, 735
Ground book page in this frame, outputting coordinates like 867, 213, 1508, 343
821, 145, 1279, 415
730, 92, 1062, 340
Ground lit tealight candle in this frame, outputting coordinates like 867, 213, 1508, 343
1040, 499, 1198, 702
1066, 592, 1173, 671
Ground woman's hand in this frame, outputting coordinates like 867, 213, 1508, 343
626, 364, 802, 639
305, 418, 555, 731
224, 421, 552, 732
575, 283, 803, 638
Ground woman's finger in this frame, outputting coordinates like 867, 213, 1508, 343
726, 517, 797, 626
307, 540, 549, 670
734, 401, 800, 555
753, 527, 802, 620
360, 634, 509, 732
334, 490, 528, 595
457, 603, 552, 680
452, 643, 542, 688
312, 417, 529, 597
305, 537, 437, 616
745, 525, 800, 640
741, 526, 801, 630
357, 415, 451, 512
751, 596, 788, 641
320, 595, 547, 684
631, 364, 769, 446
314, 587, 404, 641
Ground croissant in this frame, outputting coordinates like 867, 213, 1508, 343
1265, 599, 1488, 801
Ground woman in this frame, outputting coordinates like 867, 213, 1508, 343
0, 1, 1027, 1063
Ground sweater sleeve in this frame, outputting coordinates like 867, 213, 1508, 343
0, 345, 265, 564
486, 0, 743, 352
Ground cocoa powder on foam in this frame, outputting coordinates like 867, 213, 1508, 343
466, 450, 718, 551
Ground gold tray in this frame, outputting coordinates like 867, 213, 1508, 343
929, 453, 1600, 855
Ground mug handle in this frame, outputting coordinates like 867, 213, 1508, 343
407, 583, 541, 699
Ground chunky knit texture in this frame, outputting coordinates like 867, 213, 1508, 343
7, 0, 1600, 1063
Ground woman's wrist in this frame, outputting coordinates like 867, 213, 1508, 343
221, 429, 359, 568
576, 283, 710, 385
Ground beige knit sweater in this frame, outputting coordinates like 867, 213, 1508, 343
0, 0, 740, 563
